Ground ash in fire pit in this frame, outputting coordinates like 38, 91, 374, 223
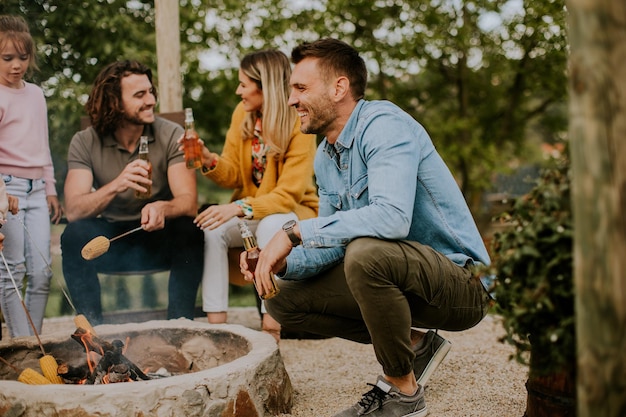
0, 319, 292, 416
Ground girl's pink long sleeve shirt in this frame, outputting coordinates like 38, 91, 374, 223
0, 81, 57, 196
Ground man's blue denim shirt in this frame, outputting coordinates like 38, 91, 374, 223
282, 99, 490, 281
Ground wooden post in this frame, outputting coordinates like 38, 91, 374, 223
154, 0, 182, 112
568, 0, 626, 416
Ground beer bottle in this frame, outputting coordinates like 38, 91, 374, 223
135, 135, 152, 199
238, 221, 279, 300
183, 108, 203, 169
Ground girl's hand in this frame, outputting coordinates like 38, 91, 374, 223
47, 195, 63, 224
7, 195, 18, 215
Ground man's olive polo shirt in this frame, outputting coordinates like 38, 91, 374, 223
67, 117, 185, 222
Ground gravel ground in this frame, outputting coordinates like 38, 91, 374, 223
3, 309, 528, 416
276, 313, 528, 417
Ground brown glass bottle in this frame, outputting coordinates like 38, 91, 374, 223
135, 135, 152, 199
238, 221, 279, 300
183, 108, 203, 169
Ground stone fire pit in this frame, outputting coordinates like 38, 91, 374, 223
0, 319, 292, 417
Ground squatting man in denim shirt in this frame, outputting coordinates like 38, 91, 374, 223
241, 38, 493, 417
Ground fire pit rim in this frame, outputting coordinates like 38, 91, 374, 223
0, 318, 277, 393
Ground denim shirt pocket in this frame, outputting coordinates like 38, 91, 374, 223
350, 173, 368, 203
326, 192, 342, 211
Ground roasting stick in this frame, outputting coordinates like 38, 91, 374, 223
1, 250, 46, 356
81, 226, 144, 261
18, 217, 76, 312
17, 217, 96, 336
1, 250, 65, 384
0, 355, 20, 373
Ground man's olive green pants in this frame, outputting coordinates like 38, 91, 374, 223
266, 237, 492, 378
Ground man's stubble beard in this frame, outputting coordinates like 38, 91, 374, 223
122, 107, 155, 126
301, 94, 336, 136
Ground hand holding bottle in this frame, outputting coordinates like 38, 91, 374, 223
238, 221, 279, 299
135, 135, 152, 199
176, 125, 218, 172
183, 108, 203, 169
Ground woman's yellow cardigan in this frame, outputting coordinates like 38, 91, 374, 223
202, 102, 319, 220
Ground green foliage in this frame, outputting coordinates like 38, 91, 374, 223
1, 0, 568, 215
489, 149, 574, 371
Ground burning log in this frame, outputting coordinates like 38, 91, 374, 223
57, 363, 90, 384
71, 327, 150, 384
102, 363, 131, 384
71, 328, 115, 355
88, 350, 134, 384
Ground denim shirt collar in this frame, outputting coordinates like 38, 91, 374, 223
334, 99, 366, 149
322, 100, 366, 168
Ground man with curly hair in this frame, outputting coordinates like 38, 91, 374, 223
61, 60, 203, 325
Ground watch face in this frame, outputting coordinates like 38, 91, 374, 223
283, 220, 300, 246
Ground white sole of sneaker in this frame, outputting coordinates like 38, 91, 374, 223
404, 406, 428, 417
417, 339, 452, 386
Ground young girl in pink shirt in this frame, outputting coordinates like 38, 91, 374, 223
0, 15, 62, 338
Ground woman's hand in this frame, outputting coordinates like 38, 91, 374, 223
194, 203, 243, 230
177, 134, 218, 169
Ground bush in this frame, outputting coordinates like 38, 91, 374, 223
489, 151, 574, 372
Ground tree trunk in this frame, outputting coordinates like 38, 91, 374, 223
155, 0, 182, 112
525, 343, 576, 417
567, 0, 626, 416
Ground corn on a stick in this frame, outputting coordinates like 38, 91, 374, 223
81, 236, 110, 260
39, 355, 64, 384
81, 226, 143, 260
18, 367, 53, 385
2, 355, 54, 385
73, 314, 97, 336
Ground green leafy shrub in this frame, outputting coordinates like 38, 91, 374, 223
489, 152, 574, 372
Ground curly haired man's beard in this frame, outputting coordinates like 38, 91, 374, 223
123, 107, 155, 126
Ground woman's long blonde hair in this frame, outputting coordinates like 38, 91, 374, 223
239, 50, 297, 159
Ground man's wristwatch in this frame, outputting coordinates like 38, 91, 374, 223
282, 219, 301, 247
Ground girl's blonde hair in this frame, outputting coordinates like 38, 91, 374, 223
239, 50, 297, 159
0, 15, 38, 77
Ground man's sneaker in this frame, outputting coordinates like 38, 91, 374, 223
412, 330, 451, 386
332, 376, 427, 417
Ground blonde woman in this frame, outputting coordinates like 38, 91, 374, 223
194, 50, 318, 339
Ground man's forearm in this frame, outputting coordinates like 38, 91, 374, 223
161, 192, 198, 219
65, 183, 118, 222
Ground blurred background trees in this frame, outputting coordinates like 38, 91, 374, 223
0, 0, 568, 228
